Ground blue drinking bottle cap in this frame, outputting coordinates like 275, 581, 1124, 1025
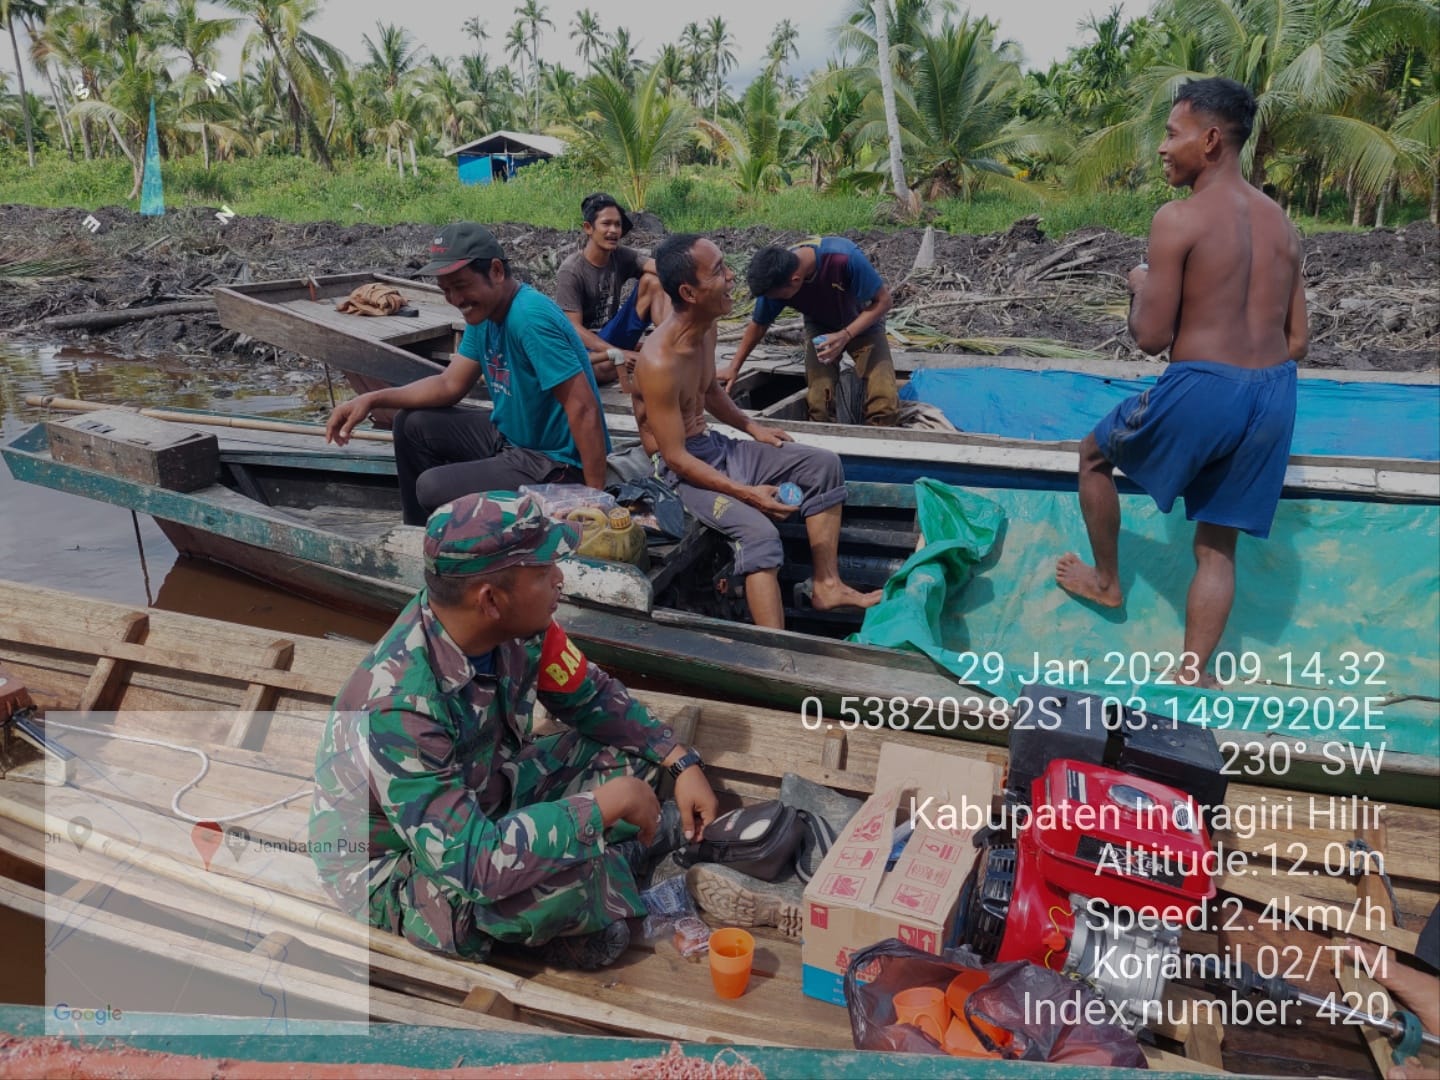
778, 482, 803, 506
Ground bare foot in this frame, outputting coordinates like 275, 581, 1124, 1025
811, 579, 884, 612
1055, 553, 1122, 608
1177, 670, 1223, 691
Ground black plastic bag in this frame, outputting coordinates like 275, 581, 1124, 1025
609, 477, 686, 540
844, 938, 1148, 1068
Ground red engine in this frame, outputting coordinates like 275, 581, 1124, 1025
963, 758, 1217, 1027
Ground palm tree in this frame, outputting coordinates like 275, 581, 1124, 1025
871, 0, 909, 203
791, 71, 866, 187
653, 43, 687, 97
597, 26, 638, 89
30, 2, 108, 159
70, 31, 170, 197
220, 0, 344, 168
570, 8, 604, 71
162, 0, 241, 169
363, 22, 423, 91
679, 21, 707, 105
699, 70, 802, 195
1393, 56, 1439, 222
1, 0, 41, 166
562, 66, 695, 209
542, 63, 582, 124
461, 16, 487, 52
504, 19, 529, 117
703, 15, 736, 122
1079, 0, 1438, 191
873, 16, 1062, 201
515, 0, 552, 126
766, 19, 799, 76
420, 63, 480, 148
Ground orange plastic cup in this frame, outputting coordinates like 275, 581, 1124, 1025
708, 927, 754, 999
945, 971, 1011, 1053
893, 986, 948, 1041
943, 1014, 991, 1058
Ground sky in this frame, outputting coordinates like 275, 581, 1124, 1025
204, 1, 1134, 86
9, 2, 1133, 92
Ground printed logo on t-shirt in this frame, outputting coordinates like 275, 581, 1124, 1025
485, 351, 512, 397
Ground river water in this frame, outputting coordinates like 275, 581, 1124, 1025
0, 340, 392, 642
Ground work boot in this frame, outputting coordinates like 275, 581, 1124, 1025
779, 772, 862, 882
613, 799, 686, 885
535, 918, 631, 971
687, 864, 805, 940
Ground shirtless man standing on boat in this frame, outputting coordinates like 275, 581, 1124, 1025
630, 233, 882, 630
1057, 77, 1308, 688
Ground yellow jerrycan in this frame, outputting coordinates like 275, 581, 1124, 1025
566, 506, 648, 569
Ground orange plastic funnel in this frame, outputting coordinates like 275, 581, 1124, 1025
708, 927, 754, 999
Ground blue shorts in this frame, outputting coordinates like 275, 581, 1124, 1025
1092, 360, 1297, 538
598, 288, 650, 351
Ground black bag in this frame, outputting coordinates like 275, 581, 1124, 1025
675, 800, 806, 881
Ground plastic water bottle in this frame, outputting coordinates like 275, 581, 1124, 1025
778, 482, 803, 507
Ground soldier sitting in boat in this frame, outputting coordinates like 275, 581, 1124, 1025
554, 192, 671, 386
719, 236, 899, 428
324, 223, 611, 527
309, 491, 718, 970
630, 233, 883, 630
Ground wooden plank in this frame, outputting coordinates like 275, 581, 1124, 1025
76, 612, 149, 711
5, 625, 339, 698
225, 638, 296, 749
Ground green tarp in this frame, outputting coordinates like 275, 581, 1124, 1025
855, 480, 1440, 759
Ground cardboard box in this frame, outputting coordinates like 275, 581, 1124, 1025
801, 742, 1000, 1005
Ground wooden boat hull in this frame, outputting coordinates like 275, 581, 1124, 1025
5, 419, 1436, 803
213, 274, 1440, 502
0, 582, 1434, 1077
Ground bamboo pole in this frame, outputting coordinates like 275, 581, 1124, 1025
0, 795, 765, 1047
24, 394, 393, 443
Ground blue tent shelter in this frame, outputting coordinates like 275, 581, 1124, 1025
447, 130, 566, 186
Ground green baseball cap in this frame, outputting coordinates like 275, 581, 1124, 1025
424, 492, 580, 577
419, 222, 507, 276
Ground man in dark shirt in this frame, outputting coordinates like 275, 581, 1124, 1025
720, 238, 899, 427
554, 193, 670, 386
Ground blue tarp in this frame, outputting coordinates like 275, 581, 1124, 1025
902, 367, 1440, 461
854, 480, 1440, 759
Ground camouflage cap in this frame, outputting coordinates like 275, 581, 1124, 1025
424, 492, 580, 577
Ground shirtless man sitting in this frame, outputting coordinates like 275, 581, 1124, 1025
1057, 77, 1308, 688
631, 233, 882, 630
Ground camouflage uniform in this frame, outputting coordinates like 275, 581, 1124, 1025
309, 493, 679, 959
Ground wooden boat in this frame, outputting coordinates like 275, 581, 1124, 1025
213, 272, 1440, 501
0, 580, 1435, 1079
4, 409, 1437, 802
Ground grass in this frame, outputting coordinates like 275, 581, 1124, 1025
0, 149, 1430, 237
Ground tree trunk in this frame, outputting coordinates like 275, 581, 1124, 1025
201, 125, 210, 170
1430, 164, 1438, 226
6, 20, 35, 167
408, 138, 417, 176
43, 67, 73, 158
1247, 125, 1271, 189
1375, 182, 1387, 229
872, 0, 909, 207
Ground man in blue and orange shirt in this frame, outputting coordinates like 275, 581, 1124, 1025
720, 238, 898, 427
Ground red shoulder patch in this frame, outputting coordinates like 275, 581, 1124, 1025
538, 622, 589, 693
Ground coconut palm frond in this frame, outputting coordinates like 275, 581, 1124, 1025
0, 254, 89, 284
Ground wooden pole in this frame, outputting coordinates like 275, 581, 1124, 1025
24, 394, 393, 443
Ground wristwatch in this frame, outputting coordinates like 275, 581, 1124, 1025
668, 748, 705, 779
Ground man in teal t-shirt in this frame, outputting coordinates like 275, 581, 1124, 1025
325, 223, 611, 525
